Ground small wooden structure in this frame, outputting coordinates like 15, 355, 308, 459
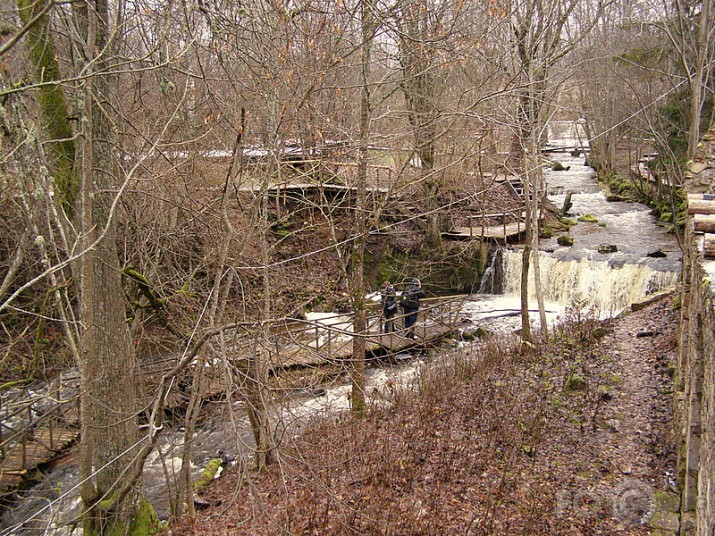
0, 398, 80, 491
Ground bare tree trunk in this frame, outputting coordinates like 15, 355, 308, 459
350, 0, 373, 415
249, 107, 277, 469
687, 0, 713, 160
520, 156, 532, 344
74, 1, 152, 531
397, 0, 443, 251
528, 66, 548, 334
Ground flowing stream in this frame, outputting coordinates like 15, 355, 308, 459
465, 134, 679, 332
0, 131, 681, 534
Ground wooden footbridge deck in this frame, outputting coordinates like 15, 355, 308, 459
444, 207, 527, 242
0, 297, 463, 492
0, 394, 81, 492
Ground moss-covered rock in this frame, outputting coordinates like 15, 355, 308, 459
565, 374, 588, 392
194, 458, 223, 494
557, 235, 574, 247
370, 241, 486, 294
578, 214, 598, 223
539, 226, 553, 238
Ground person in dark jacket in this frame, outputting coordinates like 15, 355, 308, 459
399, 278, 425, 339
381, 280, 397, 333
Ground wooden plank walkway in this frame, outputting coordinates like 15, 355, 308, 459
274, 321, 454, 369
445, 222, 526, 241
0, 426, 78, 491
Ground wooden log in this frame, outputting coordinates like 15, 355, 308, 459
703, 234, 715, 258
693, 215, 715, 233
687, 199, 715, 215
687, 193, 715, 201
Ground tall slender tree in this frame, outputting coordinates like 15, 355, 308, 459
73, 0, 155, 531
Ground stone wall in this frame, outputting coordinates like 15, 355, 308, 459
677, 125, 715, 536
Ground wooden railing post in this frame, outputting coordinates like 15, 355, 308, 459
21, 433, 26, 471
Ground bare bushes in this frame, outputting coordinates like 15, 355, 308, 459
172, 301, 673, 534
178, 331, 600, 535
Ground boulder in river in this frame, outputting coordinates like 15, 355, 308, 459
647, 249, 667, 258
598, 244, 618, 253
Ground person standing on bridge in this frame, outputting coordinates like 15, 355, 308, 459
381, 280, 398, 333
400, 278, 425, 339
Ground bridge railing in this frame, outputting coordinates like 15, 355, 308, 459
264, 296, 463, 358
463, 206, 527, 238
0, 390, 79, 474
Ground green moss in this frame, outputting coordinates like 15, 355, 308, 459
671, 295, 682, 310
474, 326, 489, 339
565, 374, 588, 392
371, 242, 484, 293
193, 458, 222, 494
551, 161, 567, 171
578, 214, 598, 223
557, 235, 574, 247
85, 494, 160, 536
17, 0, 77, 214
539, 227, 553, 238
129, 500, 161, 535
597, 384, 610, 393
551, 395, 564, 409
592, 326, 608, 339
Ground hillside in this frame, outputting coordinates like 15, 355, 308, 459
171, 294, 679, 535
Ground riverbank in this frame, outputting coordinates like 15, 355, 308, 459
171, 293, 679, 535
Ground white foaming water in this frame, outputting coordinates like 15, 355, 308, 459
498, 250, 678, 317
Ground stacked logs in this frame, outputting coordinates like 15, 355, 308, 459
688, 193, 715, 258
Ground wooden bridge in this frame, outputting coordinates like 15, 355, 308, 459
0, 390, 80, 492
444, 207, 527, 242
145, 296, 463, 409
0, 297, 463, 492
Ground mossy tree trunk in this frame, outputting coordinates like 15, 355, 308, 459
15, 0, 152, 530
16, 0, 77, 215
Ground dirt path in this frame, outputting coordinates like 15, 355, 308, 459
568, 295, 680, 531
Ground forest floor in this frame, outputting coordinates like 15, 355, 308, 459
169, 292, 681, 535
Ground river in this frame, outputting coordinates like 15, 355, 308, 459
0, 132, 681, 534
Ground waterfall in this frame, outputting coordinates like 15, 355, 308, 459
478, 248, 504, 294
491, 250, 678, 316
